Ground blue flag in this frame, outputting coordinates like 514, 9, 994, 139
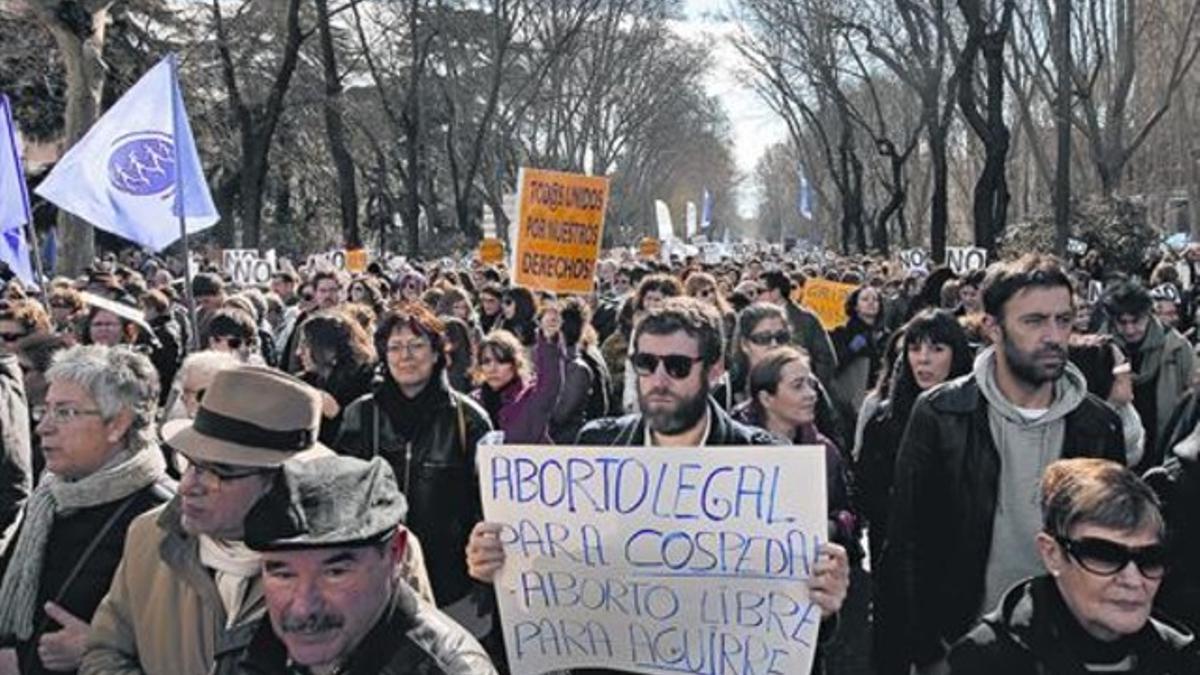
36, 54, 218, 251
0, 94, 35, 284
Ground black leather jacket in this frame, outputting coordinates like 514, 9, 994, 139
876, 374, 1125, 673
239, 579, 497, 675
336, 378, 492, 605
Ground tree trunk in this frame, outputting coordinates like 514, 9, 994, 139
315, 0, 360, 248
929, 121, 950, 263
403, 0, 422, 257
1053, 0, 1071, 254
33, 1, 114, 275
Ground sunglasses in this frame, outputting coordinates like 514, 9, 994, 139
0, 332, 26, 343
631, 352, 703, 379
746, 330, 791, 347
216, 336, 243, 350
1055, 535, 1169, 579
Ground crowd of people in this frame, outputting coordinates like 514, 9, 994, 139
0, 241, 1196, 674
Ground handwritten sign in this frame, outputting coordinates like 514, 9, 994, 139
514, 167, 609, 294
801, 278, 857, 330
222, 249, 275, 286
479, 444, 828, 675
945, 246, 988, 275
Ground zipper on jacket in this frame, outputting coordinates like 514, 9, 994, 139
404, 440, 413, 496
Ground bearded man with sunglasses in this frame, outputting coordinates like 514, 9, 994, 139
947, 458, 1197, 674
82, 367, 333, 675
467, 297, 851, 674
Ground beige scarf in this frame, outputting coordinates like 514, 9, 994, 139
0, 447, 167, 641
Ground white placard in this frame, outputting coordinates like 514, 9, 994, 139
655, 200, 674, 241
897, 248, 928, 271
1067, 238, 1088, 256
222, 249, 276, 285
946, 246, 988, 275
479, 444, 828, 675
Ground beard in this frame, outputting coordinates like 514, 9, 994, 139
639, 380, 710, 435
1001, 328, 1066, 386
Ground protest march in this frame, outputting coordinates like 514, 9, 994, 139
4, 3, 1200, 674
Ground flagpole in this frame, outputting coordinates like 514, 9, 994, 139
1, 95, 43, 287
169, 54, 200, 352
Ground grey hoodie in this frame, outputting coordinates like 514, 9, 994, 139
974, 346, 1087, 613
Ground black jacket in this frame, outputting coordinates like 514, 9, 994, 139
239, 579, 496, 675
336, 377, 492, 606
0, 479, 174, 675
148, 314, 184, 407
0, 354, 31, 556
948, 576, 1198, 674
877, 374, 1126, 672
855, 398, 906, 568
576, 397, 779, 447
1144, 400, 1200, 629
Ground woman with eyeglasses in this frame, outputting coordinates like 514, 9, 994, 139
947, 458, 1196, 674
0, 345, 173, 675
335, 303, 492, 609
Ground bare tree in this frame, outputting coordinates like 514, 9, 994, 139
315, 0, 359, 247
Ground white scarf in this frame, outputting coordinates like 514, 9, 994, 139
0, 447, 167, 641
198, 535, 260, 627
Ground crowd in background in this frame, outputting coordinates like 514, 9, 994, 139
0, 241, 1196, 674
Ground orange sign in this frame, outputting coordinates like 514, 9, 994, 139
512, 167, 609, 294
639, 237, 661, 259
478, 237, 505, 265
802, 278, 857, 330
345, 249, 368, 273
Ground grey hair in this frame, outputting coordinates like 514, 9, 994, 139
177, 350, 239, 389
46, 345, 160, 451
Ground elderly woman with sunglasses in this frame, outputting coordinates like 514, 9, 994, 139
947, 458, 1196, 674
0, 345, 173, 675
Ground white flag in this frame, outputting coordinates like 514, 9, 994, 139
36, 55, 218, 251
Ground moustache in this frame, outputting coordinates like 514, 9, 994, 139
280, 613, 344, 635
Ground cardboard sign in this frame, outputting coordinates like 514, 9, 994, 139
897, 248, 928, 271
479, 444, 828, 675
222, 249, 275, 286
307, 250, 347, 272
479, 237, 505, 265
945, 246, 988, 275
802, 278, 858, 330
345, 248, 368, 273
513, 168, 609, 294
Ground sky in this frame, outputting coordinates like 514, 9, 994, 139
680, 0, 787, 217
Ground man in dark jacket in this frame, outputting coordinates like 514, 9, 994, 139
879, 254, 1127, 675
239, 455, 496, 675
759, 270, 838, 385
467, 297, 851, 674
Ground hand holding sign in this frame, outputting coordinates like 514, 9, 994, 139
467, 521, 507, 583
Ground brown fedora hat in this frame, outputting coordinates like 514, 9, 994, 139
163, 366, 332, 467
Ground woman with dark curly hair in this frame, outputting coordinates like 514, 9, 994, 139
297, 310, 377, 444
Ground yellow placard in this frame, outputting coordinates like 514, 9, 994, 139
802, 279, 857, 330
513, 167, 609, 294
478, 237, 505, 265
639, 236, 661, 259
345, 249, 368, 273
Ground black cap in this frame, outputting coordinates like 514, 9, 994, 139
244, 456, 408, 551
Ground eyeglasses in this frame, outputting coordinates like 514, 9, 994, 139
386, 339, 431, 356
0, 331, 26, 343
746, 330, 791, 347
502, 298, 515, 306
34, 405, 104, 425
215, 336, 244, 350
631, 352, 703, 379
186, 458, 271, 487
1055, 535, 1169, 579
301, 294, 314, 303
